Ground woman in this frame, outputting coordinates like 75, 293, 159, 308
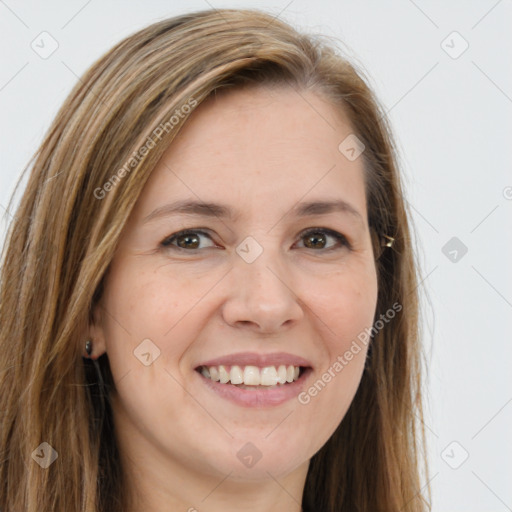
0, 8, 430, 512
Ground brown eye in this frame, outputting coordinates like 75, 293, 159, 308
297, 228, 350, 251
303, 231, 327, 249
161, 230, 215, 250
175, 233, 200, 249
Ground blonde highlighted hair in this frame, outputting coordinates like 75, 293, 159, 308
0, 8, 430, 511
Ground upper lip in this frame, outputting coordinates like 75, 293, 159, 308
195, 351, 313, 369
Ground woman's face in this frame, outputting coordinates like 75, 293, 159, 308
91, 85, 378, 488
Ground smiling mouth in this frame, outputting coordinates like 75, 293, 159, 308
195, 364, 308, 388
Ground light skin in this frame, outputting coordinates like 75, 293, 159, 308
89, 84, 378, 511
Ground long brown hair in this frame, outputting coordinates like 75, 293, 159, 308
0, 8, 430, 511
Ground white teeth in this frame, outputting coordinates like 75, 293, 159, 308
230, 365, 243, 384
199, 364, 303, 386
277, 365, 287, 384
208, 366, 220, 381
260, 366, 278, 386
219, 365, 230, 384
243, 366, 260, 385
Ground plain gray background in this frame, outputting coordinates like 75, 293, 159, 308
1, 1, 511, 510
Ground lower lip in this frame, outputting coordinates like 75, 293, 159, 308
196, 368, 312, 408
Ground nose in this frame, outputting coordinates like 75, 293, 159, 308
221, 247, 304, 335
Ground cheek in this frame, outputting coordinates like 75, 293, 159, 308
297, 263, 377, 427
307, 260, 378, 348
98, 266, 208, 436
101, 266, 198, 364
100, 259, 233, 392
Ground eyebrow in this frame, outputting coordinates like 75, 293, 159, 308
142, 198, 364, 225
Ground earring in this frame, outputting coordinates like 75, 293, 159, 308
85, 339, 93, 357
381, 234, 395, 248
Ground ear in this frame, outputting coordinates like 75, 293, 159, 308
85, 300, 108, 360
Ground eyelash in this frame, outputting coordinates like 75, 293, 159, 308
160, 227, 351, 253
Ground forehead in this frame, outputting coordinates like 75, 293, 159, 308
134, 85, 368, 224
